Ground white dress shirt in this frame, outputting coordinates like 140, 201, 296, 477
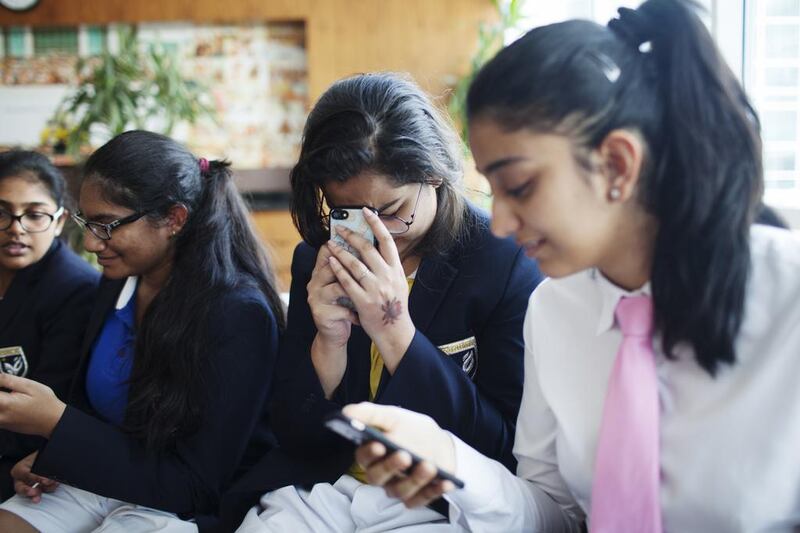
445, 225, 800, 532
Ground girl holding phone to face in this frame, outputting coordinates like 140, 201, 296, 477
0, 151, 99, 500
225, 73, 543, 532
0, 131, 284, 533
349, 1, 800, 532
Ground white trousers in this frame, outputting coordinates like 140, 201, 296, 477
236, 474, 464, 533
0, 484, 197, 533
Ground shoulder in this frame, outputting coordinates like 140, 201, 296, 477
526, 270, 597, 325
40, 241, 100, 290
748, 225, 800, 301
290, 241, 318, 274
211, 283, 278, 329
452, 204, 541, 278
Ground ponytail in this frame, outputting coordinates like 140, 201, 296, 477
467, 0, 762, 375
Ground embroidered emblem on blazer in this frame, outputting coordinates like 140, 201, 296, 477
0, 346, 28, 377
437, 336, 477, 379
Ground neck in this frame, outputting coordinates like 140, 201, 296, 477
598, 211, 658, 292
402, 254, 421, 277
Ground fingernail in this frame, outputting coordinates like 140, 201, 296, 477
362, 207, 375, 217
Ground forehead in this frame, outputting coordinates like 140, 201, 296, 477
323, 171, 414, 206
468, 118, 574, 176
0, 174, 57, 206
78, 180, 131, 217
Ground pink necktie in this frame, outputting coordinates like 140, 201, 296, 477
590, 295, 662, 533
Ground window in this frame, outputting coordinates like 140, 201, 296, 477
32, 27, 79, 55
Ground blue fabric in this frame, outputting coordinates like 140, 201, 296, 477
85, 288, 136, 426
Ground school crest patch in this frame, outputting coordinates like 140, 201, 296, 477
437, 336, 477, 379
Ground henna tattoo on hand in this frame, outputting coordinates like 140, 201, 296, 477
381, 298, 403, 325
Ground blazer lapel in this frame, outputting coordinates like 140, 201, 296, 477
0, 241, 59, 332
407, 254, 458, 334
373, 254, 459, 399
69, 277, 125, 405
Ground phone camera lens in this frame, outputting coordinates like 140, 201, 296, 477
331, 210, 348, 220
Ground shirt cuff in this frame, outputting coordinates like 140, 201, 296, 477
444, 431, 509, 524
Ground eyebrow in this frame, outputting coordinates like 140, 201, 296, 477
78, 211, 123, 222
376, 197, 403, 213
479, 156, 529, 176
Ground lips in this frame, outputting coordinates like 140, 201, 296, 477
1, 242, 30, 256
96, 255, 119, 266
519, 237, 546, 257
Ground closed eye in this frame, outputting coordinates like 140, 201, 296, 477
506, 180, 533, 198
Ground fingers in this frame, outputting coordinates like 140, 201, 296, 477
365, 450, 413, 487
362, 208, 401, 268
384, 459, 438, 502
328, 256, 368, 303
0, 373, 35, 395
404, 478, 453, 508
355, 440, 387, 470
327, 241, 373, 285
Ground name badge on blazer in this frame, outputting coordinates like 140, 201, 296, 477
437, 336, 477, 379
0, 346, 28, 377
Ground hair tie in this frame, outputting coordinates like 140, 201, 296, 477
198, 157, 210, 174
608, 7, 652, 53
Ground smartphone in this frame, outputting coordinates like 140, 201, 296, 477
0, 346, 28, 377
329, 206, 376, 261
323, 411, 465, 488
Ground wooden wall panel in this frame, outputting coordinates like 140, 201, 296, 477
0, 0, 495, 100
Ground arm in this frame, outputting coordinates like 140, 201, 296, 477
270, 244, 351, 453
379, 249, 541, 470
32, 296, 278, 516
0, 274, 97, 459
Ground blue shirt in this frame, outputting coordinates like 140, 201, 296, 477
85, 277, 137, 426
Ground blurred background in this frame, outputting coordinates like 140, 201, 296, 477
0, 0, 797, 289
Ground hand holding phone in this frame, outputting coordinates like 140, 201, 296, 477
324, 411, 465, 488
329, 206, 377, 260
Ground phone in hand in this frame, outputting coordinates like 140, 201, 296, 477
329, 206, 376, 261
323, 411, 465, 488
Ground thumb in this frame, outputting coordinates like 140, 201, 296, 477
343, 402, 401, 432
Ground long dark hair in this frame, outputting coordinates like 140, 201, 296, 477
84, 130, 285, 450
291, 72, 470, 256
0, 150, 67, 208
468, 0, 762, 375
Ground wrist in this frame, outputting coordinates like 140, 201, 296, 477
376, 318, 416, 374
42, 400, 66, 439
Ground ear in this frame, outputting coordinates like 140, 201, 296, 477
165, 203, 189, 237
596, 129, 645, 203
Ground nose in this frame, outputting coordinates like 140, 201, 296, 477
82, 229, 107, 254
5, 217, 25, 235
490, 198, 520, 239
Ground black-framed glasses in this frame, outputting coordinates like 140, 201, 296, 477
0, 206, 64, 233
325, 183, 425, 236
72, 211, 148, 241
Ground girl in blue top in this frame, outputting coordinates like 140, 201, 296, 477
0, 131, 284, 532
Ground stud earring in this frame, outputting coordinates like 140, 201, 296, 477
609, 187, 622, 201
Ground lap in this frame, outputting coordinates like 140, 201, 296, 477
0, 484, 196, 533
237, 475, 460, 533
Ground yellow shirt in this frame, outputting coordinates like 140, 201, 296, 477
349, 277, 415, 482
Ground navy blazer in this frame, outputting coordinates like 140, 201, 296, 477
217, 206, 542, 529
0, 240, 98, 495
30, 276, 279, 526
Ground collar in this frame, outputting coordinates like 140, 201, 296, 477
115, 276, 138, 310
592, 268, 651, 336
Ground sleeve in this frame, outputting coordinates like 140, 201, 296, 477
378, 248, 541, 470
270, 244, 349, 454
31, 295, 278, 517
443, 302, 584, 532
0, 270, 98, 459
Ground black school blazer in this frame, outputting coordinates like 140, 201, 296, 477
218, 206, 543, 528
0, 240, 98, 464
31, 276, 279, 525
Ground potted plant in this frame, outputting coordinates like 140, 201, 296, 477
52, 25, 214, 155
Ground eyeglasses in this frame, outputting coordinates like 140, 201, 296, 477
0, 207, 64, 233
326, 183, 425, 236
72, 211, 148, 241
